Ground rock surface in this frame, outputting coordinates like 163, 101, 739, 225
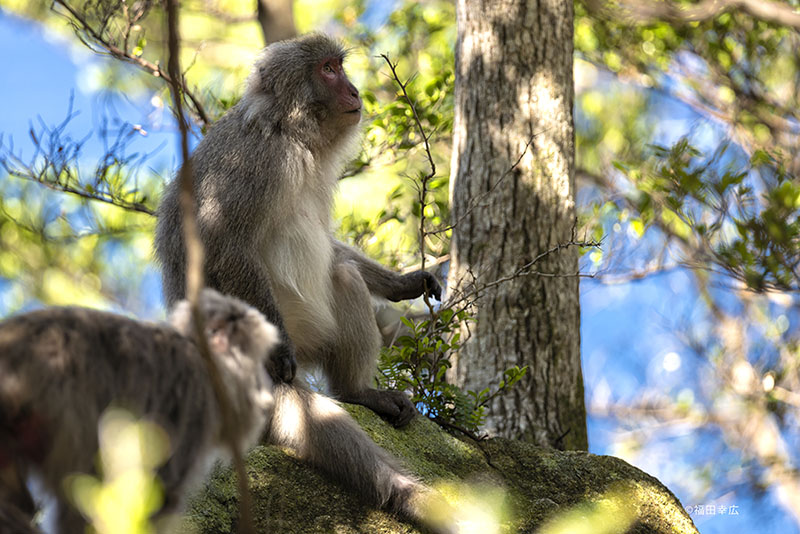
183, 405, 699, 534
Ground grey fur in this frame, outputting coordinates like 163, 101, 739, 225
0, 289, 277, 534
0, 499, 36, 534
0, 289, 450, 533
154, 33, 441, 424
267, 383, 418, 511
153, 33, 449, 532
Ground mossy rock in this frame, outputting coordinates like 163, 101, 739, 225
182, 405, 698, 534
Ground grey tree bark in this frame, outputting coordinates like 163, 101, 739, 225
447, 0, 587, 449
256, 0, 296, 45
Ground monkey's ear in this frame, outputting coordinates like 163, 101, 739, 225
170, 301, 237, 356
206, 317, 235, 355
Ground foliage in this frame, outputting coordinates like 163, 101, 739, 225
66, 408, 169, 534
0, 94, 160, 313
575, 0, 800, 284
334, 0, 456, 267
634, 140, 797, 291
573, 1, 800, 528
378, 308, 527, 434
575, 0, 800, 156
592, 139, 800, 292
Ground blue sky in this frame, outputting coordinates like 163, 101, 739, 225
1, 8, 797, 534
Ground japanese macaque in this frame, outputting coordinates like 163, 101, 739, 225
154, 33, 442, 428
0, 291, 453, 534
0, 290, 278, 534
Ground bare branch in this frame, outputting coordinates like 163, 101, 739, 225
51, 0, 211, 127
432, 416, 488, 442
445, 234, 601, 311
590, 0, 800, 30
380, 55, 436, 253
380, 54, 439, 313
592, 263, 682, 285
0, 98, 158, 216
429, 132, 545, 236
163, 1, 256, 533
199, 0, 257, 24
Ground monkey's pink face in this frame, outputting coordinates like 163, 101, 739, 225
318, 57, 362, 126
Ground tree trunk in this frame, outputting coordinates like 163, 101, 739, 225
447, 0, 587, 449
256, 0, 296, 45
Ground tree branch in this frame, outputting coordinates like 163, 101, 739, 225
0, 99, 159, 217
199, 0, 257, 24
380, 54, 439, 313
51, 0, 211, 127
594, 0, 800, 30
445, 232, 601, 312
163, 2, 256, 533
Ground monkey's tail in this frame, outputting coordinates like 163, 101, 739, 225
265, 383, 422, 515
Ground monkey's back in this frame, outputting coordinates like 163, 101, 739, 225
154, 104, 293, 306
0, 307, 218, 493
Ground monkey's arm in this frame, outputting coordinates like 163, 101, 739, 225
332, 241, 442, 302
204, 247, 297, 383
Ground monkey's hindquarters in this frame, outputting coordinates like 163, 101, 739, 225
265, 384, 421, 511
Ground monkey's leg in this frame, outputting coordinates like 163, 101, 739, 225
323, 261, 416, 427
268, 385, 414, 509
205, 251, 297, 383
0, 500, 37, 534
267, 385, 455, 534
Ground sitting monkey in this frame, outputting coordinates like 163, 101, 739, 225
155, 33, 442, 428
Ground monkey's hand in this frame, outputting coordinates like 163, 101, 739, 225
340, 388, 417, 427
387, 271, 442, 303
266, 342, 297, 383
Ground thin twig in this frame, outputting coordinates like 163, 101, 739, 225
429, 132, 544, 236
594, 0, 800, 30
200, 0, 257, 23
163, 2, 256, 534
380, 54, 438, 314
6, 166, 155, 215
444, 232, 601, 312
432, 416, 488, 442
0, 96, 159, 216
51, 0, 210, 127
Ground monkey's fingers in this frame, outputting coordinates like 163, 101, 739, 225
342, 388, 417, 427
423, 273, 443, 302
392, 399, 416, 428
267, 343, 297, 383
375, 389, 416, 428
390, 272, 442, 303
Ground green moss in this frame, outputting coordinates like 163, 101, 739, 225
183, 406, 698, 534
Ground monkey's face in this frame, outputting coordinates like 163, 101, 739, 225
316, 57, 361, 127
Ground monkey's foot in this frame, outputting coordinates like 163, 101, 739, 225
341, 388, 416, 427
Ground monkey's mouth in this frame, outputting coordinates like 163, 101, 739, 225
345, 108, 362, 114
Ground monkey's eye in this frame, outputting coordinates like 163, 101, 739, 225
322, 63, 335, 74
